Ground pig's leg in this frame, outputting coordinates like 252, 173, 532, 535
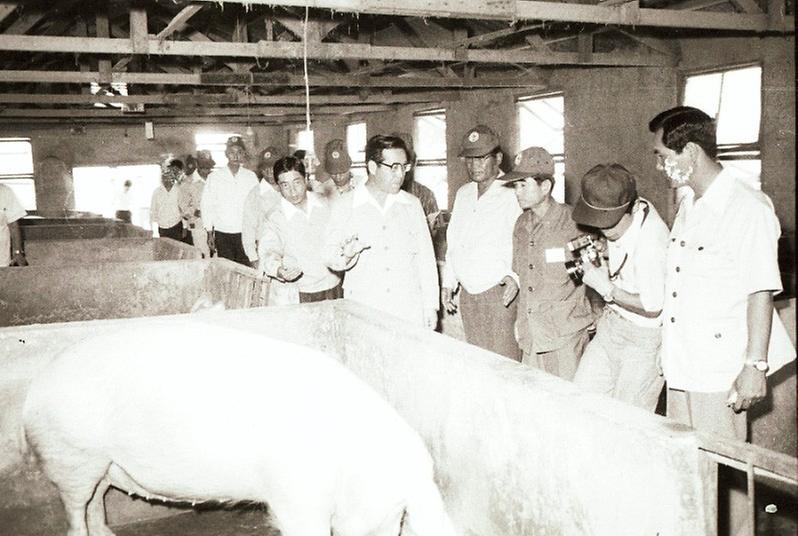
86, 475, 115, 536
268, 498, 331, 536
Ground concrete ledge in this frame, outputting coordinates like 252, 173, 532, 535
25, 237, 200, 266
1, 302, 718, 535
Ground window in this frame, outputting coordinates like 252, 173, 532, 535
517, 94, 565, 203
0, 138, 36, 210
346, 122, 368, 183
683, 65, 762, 188
195, 131, 241, 167
72, 165, 161, 229
413, 109, 448, 209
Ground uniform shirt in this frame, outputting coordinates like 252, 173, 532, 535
324, 183, 438, 327
114, 188, 133, 212
662, 168, 795, 392
241, 181, 281, 262
512, 202, 593, 354
178, 172, 206, 230
258, 193, 340, 294
0, 184, 27, 266
606, 198, 669, 328
149, 184, 182, 229
443, 177, 522, 294
201, 166, 259, 233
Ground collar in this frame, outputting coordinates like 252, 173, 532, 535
688, 167, 736, 215
191, 172, 205, 183
352, 182, 412, 211
281, 192, 323, 219
611, 199, 648, 251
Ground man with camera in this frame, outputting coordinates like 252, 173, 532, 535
500, 147, 593, 379
571, 164, 669, 411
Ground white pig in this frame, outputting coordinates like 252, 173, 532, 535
22, 320, 456, 536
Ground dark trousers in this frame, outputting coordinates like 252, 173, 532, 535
460, 283, 522, 361
158, 222, 183, 241
214, 231, 249, 266
299, 281, 344, 303
115, 210, 132, 223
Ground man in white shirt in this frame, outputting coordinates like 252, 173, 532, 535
242, 147, 282, 267
201, 136, 259, 265
650, 106, 795, 536
0, 183, 27, 267
114, 180, 133, 223
325, 134, 438, 329
441, 125, 523, 360
150, 163, 183, 241
179, 151, 214, 257
571, 164, 669, 410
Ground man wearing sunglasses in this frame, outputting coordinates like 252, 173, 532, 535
570, 163, 669, 411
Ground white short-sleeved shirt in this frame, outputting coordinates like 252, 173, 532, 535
443, 176, 522, 294
606, 198, 669, 328
662, 168, 796, 392
201, 166, 259, 233
0, 184, 27, 266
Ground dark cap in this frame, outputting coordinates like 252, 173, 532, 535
226, 135, 247, 152
572, 163, 637, 229
458, 125, 500, 158
258, 147, 279, 166
323, 139, 352, 174
196, 149, 215, 167
500, 146, 555, 183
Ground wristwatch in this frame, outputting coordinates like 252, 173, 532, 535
602, 285, 615, 304
745, 359, 769, 373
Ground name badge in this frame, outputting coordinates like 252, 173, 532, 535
545, 248, 566, 263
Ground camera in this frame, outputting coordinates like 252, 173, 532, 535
564, 234, 602, 284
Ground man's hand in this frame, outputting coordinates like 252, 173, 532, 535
499, 275, 519, 307
441, 287, 456, 314
277, 264, 303, 282
10, 251, 28, 266
207, 232, 216, 255
581, 263, 613, 298
728, 365, 767, 413
340, 235, 370, 261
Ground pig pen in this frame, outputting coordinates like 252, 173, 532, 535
24, 237, 201, 266
1, 301, 728, 536
21, 220, 151, 241
0, 258, 268, 327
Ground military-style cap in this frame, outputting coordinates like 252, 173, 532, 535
500, 146, 555, 183
226, 135, 247, 151
458, 125, 500, 158
572, 163, 638, 229
322, 139, 352, 175
196, 149, 215, 167
258, 147, 280, 166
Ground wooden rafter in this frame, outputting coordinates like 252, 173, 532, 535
156, 4, 204, 40
4, 6, 46, 34
0, 69, 547, 89
192, 0, 793, 32
0, 35, 676, 66
0, 3, 17, 25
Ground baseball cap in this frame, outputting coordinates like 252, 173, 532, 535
196, 149, 215, 167
500, 146, 555, 183
572, 163, 637, 229
258, 146, 279, 166
226, 135, 247, 152
458, 125, 500, 158
323, 139, 352, 175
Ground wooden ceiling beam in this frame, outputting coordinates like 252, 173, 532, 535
156, 4, 204, 40
192, 0, 792, 32
0, 3, 18, 25
4, 6, 46, 34
0, 90, 461, 105
0, 34, 675, 66
0, 69, 547, 89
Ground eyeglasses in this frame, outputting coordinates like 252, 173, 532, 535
376, 161, 412, 174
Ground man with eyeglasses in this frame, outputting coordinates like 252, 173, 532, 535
441, 125, 523, 360
325, 134, 438, 329
499, 147, 594, 380
570, 164, 669, 410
